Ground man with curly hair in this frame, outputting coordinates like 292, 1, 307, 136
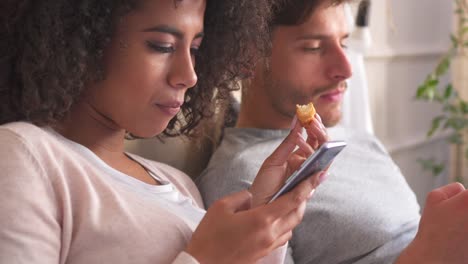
0, 0, 328, 263
197, 0, 468, 263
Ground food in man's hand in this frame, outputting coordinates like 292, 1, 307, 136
296, 102, 316, 125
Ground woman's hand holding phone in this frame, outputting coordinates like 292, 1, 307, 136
186, 117, 327, 264
304, 113, 329, 150
249, 116, 328, 206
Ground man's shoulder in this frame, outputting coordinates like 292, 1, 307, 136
203, 127, 286, 172
197, 134, 271, 186
329, 125, 389, 155
196, 147, 258, 207
196, 127, 287, 206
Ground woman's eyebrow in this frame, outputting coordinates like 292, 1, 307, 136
142, 24, 204, 39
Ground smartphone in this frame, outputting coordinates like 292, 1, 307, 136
269, 140, 347, 203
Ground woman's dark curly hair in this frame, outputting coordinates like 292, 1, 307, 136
0, 0, 279, 137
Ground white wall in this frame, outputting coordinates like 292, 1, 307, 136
364, 0, 453, 205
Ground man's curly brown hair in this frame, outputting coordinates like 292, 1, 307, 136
272, 0, 349, 27
0, 0, 279, 137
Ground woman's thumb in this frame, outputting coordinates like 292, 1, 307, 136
221, 190, 253, 213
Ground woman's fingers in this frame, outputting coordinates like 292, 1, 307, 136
255, 178, 318, 251
274, 200, 307, 236
268, 231, 293, 252
292, 132, 314, 158
304, 113, 329, 149
213, 190, 252, 213
263, 120, 304, 167
261, 171, 322, 219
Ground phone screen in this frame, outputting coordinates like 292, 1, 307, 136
269, 140, 346, 202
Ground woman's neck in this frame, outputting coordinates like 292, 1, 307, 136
55, 101, 159, 185
55, 101, 127, 160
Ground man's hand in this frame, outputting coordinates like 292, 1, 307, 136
396, 182, 468, 263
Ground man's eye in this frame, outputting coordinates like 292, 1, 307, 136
146, 41, 175, 53
303, 47, 321, 52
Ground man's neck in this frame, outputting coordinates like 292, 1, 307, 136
236, 79, 293, 130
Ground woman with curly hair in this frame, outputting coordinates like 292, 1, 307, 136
0, 0, 325, 263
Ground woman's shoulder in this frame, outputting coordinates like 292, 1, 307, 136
0, 121, 80, 173
1, 121, 51, 141
0, 121, 53, 148
0, 122, 62, 188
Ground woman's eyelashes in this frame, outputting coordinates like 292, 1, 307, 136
146, 41, 200, 56
146, 41, 175, 53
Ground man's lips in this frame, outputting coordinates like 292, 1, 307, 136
319, 88, 345, 102
316, 82, 347, 102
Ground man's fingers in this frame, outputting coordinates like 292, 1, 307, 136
426, 182, 466, 206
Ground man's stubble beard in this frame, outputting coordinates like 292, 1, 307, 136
263, 63, 345, 128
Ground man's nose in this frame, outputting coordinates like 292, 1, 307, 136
326, 46, 353, 81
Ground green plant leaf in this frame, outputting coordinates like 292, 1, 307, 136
444, 84, 453, 99
417, 158, 445, 176
451, 34, 459, 47
416, 85, 429, 99
463, 26, 468, 35
447, 117, 466, 130
432, 164, 445, 175
461, 100, 468, 114
426, 79, 439, 87
428, 116, 444, 137
448, 133, 463, 144
427, 89, 435, 101
436, 57, 451, 76
444, 104, 459, 114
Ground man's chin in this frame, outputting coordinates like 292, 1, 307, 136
321, 113, 342, 128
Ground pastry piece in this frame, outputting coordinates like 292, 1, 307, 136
296, 102, 316, 125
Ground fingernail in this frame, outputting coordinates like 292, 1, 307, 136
315, 113, 322, 122
319, 172, 328, 184
299, 130, 307, 141
308, 189, 316, 199
313, 119, 323, 130
290, 116, 298, 130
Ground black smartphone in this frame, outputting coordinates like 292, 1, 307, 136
269, 140, 347, 203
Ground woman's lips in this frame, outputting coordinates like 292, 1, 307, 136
156, 101, 182, 116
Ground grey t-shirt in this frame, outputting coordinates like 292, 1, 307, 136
196, 126, 421, 264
